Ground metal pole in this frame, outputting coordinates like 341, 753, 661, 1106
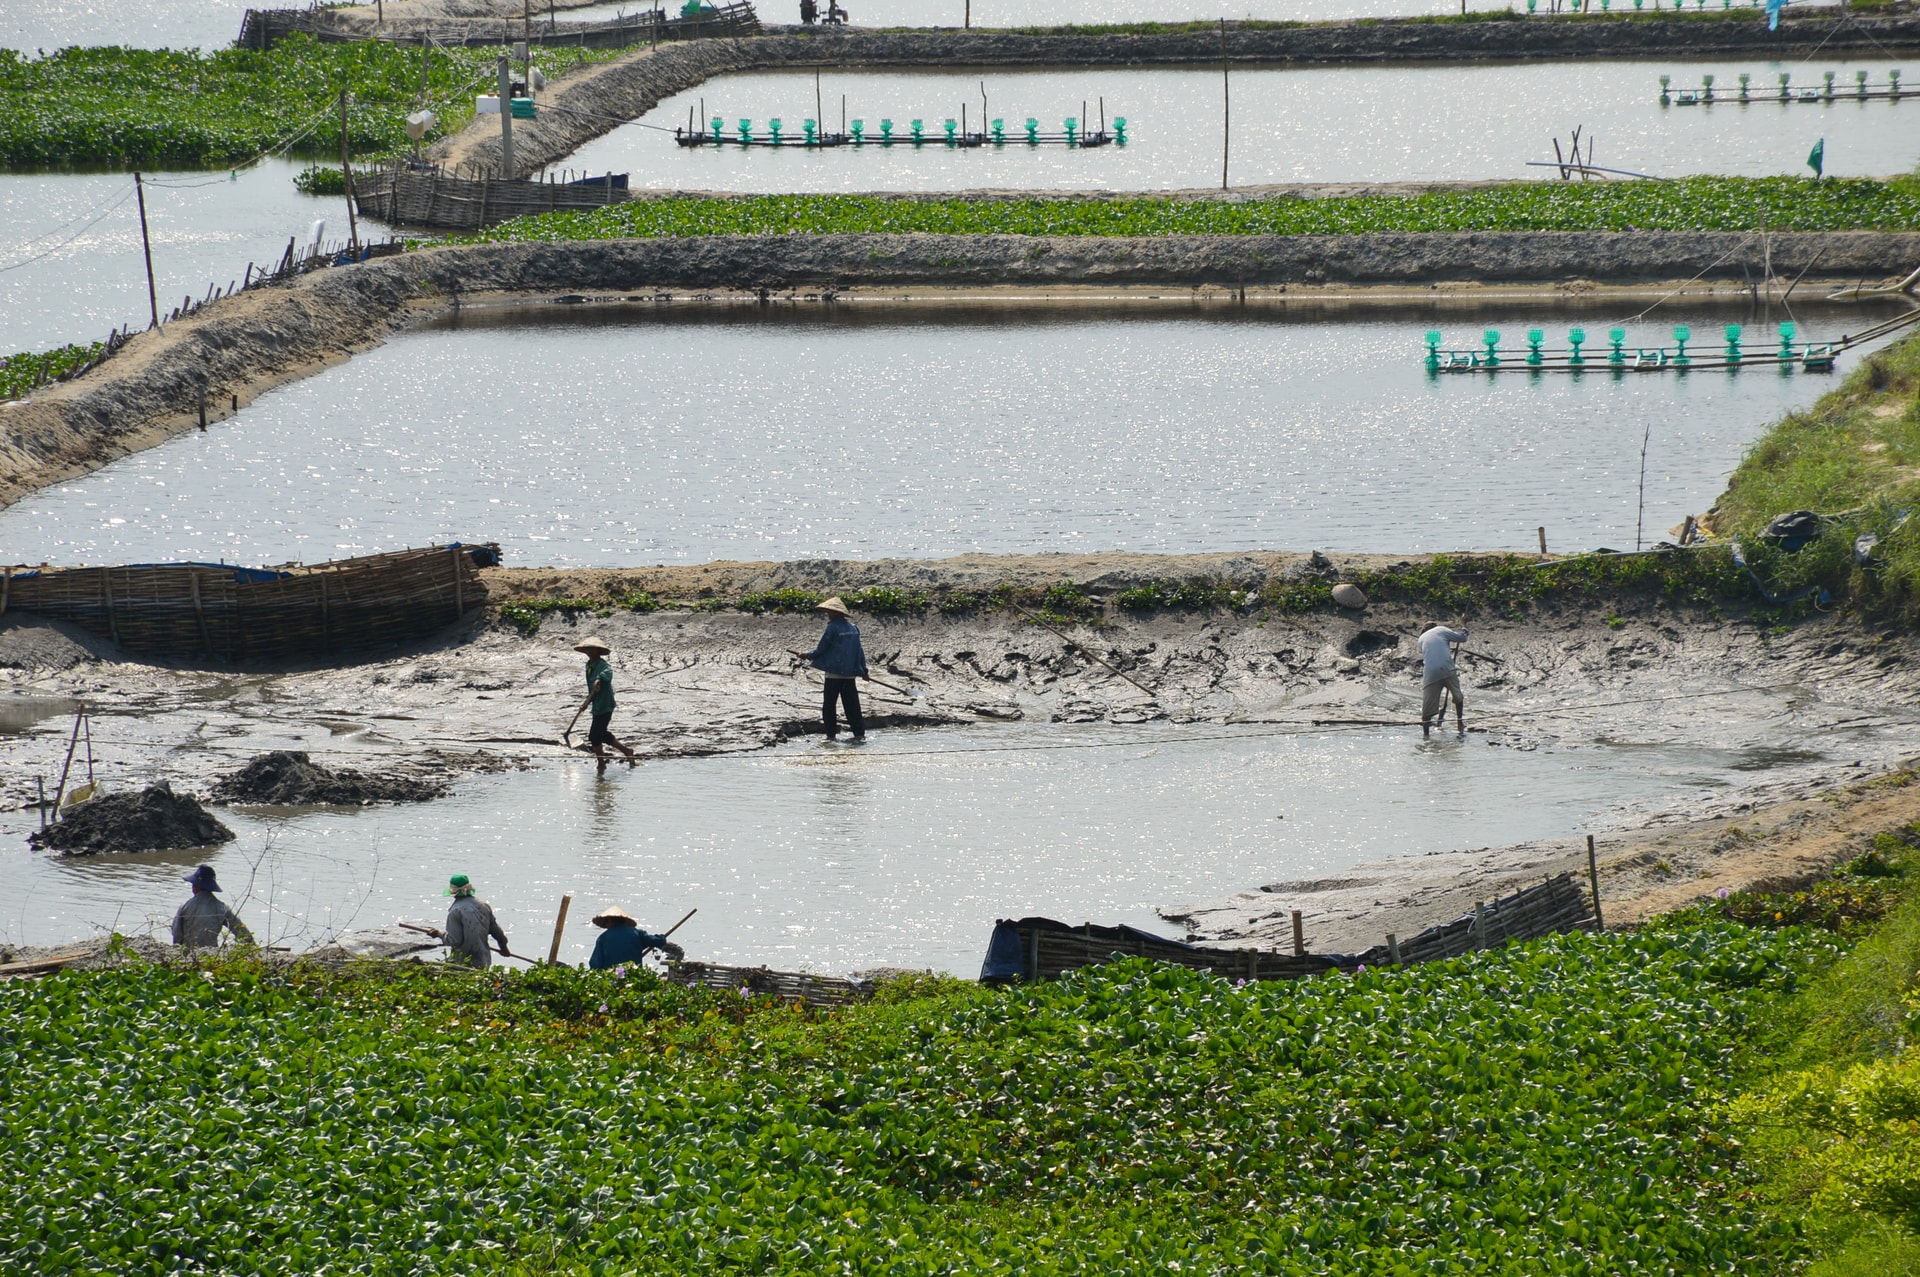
1220, 18, 1230, 191
134, 173, 159, 329
497, 54, 515, 176
338, 90, 360, 255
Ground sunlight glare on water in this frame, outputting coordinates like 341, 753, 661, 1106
0, 300, 1905, 567
0, 714, 1892, 970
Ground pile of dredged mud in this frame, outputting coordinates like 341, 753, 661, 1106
28, 782, 234, 855
210, 750, 450, 806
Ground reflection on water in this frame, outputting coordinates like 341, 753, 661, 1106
0, 299, 1906, 567
553, 59, 1919, 191
5, 0, 254, 52
0, 160, 356, 353
0, 712, 1893, 970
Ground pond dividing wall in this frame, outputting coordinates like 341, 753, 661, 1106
3, 297, 1908, 568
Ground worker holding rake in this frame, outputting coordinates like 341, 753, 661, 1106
564, 637, 638, 774
1419, 623, 1470, 737
791, 596, 870, 741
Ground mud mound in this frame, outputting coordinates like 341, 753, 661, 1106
29, 782, 234, 855
210, 750, 450, 806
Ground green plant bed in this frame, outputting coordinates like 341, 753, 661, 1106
0, 38, 623, 171
457, 177, 1920, 245
0, 922, 1836, 1274
0, 340, 104, 401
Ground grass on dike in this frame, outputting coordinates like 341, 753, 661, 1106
1713, 327, 1920, 617
1710, 822, 1920, 1276
455, 176, 1920, 244
5, 874, 1919, 1275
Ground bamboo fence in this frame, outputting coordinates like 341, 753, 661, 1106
983, 872, 1598, 985
667, 960, 875, 1007
354, 165, 627, 230
1, 544, 498, 663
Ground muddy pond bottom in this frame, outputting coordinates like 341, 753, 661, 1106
1, 711, 1901, 972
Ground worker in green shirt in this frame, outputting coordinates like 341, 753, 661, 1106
565, 637, 638, 774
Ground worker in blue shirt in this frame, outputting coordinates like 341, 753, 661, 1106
790, 596, 869, 741
587, 906, 682, 969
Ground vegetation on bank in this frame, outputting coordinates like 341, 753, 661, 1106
496, 547, 1754, 635
1719, 826, 1920, 1274
0, 38, 618, 171
0, 920, 1835, 1275
0, 340, 104, 400
457, 177, 1920, 245
1713, 327, 1920, 616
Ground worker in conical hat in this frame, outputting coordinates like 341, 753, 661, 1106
171, 865, 254, 949
789, 596, 870, 742
587, 906, 683, 970
564, 637, 638, 775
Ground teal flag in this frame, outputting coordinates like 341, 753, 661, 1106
1807, 138, 1825, 178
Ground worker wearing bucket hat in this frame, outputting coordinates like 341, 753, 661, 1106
443, 873, 510, 969
564, 637, 638, 775
171, 864, 254, 949
789, 596, 869, 741
586, 906, 684, 970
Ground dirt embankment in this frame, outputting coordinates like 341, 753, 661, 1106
6, 229, 1915, 511
435, 13, 1920, 176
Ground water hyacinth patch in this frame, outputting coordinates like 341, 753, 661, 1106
0, 923, 1834, 1274
458, 177, 1920, 246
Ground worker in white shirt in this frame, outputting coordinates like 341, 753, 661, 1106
1419, 624, 1470, 737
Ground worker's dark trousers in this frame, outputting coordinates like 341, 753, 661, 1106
822, 678, 865, 738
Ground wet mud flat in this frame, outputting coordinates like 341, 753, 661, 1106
4, 550, 1920, 964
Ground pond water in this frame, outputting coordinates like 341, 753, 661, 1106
0, 299, 1905, 568
4, 0, 254, 53
1, 702, 1906, 970
552, 58, 1919, 190
0, 160, 362, 355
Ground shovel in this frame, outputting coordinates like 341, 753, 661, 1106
398, 920, 539, 965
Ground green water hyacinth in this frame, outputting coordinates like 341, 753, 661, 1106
458, 177, 1920, 245
0, 923, 1834, 1274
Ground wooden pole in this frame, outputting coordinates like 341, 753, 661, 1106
497, 54, 515, 176
1386, 933, 1400, 964
51, 712, 83, 818
134, 173, 159, 330
1290, 910, 1304, 956
660, 907, 698, 938
339, 90, 360, 255
815, 69, 824, 137
547, 892, 574, 964
1220, 18, 1230, 191
1538, 526, 1548, 556
1586, 834, 1605, 928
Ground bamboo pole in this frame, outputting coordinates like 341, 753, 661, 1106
1586, 834, 1605, 928
547, 892, 573, 964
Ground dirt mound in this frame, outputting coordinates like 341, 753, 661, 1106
29, 783, 234, 855
209, 751, 450, 806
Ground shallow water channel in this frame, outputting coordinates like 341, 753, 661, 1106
554, 57, 1919, 191
1, 702, 1906, 970
1, 299, 1907, 568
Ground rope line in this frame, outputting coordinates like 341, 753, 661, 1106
0, 183, 136, 274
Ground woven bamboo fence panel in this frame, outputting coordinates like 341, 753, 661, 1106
667, 961, 875, 1008
987, 872, 1597, 986
1, 544, 496, 663
355, 166, 627, 231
